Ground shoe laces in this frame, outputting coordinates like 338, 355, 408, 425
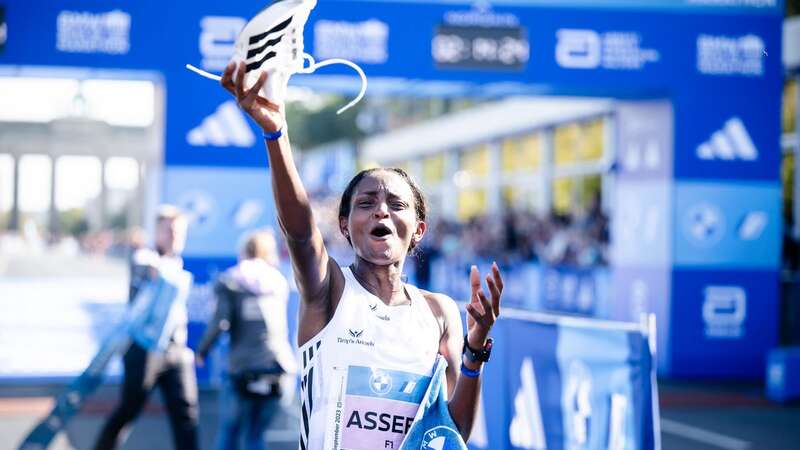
187, 53, 366, 115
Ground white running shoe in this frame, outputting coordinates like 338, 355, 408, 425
187, 0, 367, 115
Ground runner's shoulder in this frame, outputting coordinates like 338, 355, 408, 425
419, 289, 460, 322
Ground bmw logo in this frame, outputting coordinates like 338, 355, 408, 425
683, 203, 725, 246
421, 426, 461, 450
369, 370, 392, 395
177, 190, 216, 235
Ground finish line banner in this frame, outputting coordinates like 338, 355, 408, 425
470, 311, 657, 450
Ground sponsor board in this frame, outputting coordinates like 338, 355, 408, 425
199, 16, 245, 72
314, 19, 389, 64
186, 100, 256, 148
674, 182, 780, 268
162, 167, 276, 257
432, 3, 529, 71
697, 33, 765, 77
556, 28, 660, 71
696, 117, 758, 162
56, 9, 131, 55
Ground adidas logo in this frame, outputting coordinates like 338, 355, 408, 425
696, 117, 758, 161
186, 100, 255, 147
509, 358, 547, 449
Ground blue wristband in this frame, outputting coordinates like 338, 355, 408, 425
263, 127, 283, 141
460, 364, 481, 378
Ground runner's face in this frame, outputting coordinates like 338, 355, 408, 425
155, 217, 187, 256
344, 171, 424, 265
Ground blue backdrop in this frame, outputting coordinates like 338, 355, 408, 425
0, 0, 784, 378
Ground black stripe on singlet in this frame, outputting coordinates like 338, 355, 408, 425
307, 367, 314, 411
301, 397, 310, 437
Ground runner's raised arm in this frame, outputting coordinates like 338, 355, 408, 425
220, 62, 340, 344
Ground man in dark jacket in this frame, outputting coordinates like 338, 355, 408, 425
94, 205, 199, 450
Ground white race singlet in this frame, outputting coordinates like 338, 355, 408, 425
298, 267, 442, 450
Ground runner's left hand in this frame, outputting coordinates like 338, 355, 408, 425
465, 262, 503, 350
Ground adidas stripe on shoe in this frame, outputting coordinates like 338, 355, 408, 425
187, 0, 367, 115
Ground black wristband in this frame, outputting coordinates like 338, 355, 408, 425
463, 335, 493, 363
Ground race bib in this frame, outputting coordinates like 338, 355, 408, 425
325, 365, 431, 450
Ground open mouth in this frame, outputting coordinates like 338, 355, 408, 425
370, 224, 393, 238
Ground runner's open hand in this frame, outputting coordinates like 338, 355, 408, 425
220, 61, 284, 134
465, 262, 503, 349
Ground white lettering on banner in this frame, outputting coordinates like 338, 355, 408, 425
697, 34, 765, 76
509, 358, 547, 450
696, 117, 758, 161
686, 0, 776, 7
608, 394, 629, 450
561, 274, 578, 309
200, 16, 246, 72
630, 279, 649, 322
56, 10, 131, 55
564, 360, 592, 447
314, 19, 389, 64
703, 286, 747, 339
443, 1, 519, 28
623, 139, 661, 172
556, 29, 659, 70
186, 100, 255, 148
618, 196, 661, 250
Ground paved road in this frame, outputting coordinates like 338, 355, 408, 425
0, 385, 298, 450
2, 381, 799, 450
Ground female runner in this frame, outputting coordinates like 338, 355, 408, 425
220, 61, 504, 450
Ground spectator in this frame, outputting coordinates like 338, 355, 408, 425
196, 229, 296, 450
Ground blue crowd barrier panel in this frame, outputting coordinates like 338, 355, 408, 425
431, 261, 611, 319
766, 347, 800, 403
18, 269, 193, 450
468, 310, 658, 450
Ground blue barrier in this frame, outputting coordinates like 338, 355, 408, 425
468, 309, 658, 450
427, 260, 611, 319
766, 347, 800, 403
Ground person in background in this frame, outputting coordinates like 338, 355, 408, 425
197, 229, 296, 450
93, 205, 199, 450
